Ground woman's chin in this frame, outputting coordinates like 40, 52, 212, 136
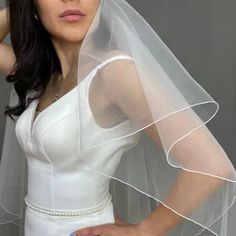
52, 34, 85, 45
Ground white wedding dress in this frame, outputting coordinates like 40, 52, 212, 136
14, 56, 140, 236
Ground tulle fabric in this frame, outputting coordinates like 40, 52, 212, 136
77, 0, 236, 235
0, 86, 27, 236
0, 0, 236, 235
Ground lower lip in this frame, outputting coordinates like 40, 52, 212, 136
61, 15, 85, 22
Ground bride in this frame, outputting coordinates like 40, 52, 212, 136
0, 0, 236, 236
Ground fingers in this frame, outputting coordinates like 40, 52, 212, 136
71, 215, 126, 236
73, 224, 112, 236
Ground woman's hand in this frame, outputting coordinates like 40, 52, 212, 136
70, 215, 144, 236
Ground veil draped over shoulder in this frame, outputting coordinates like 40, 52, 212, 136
1, 0, 236, 235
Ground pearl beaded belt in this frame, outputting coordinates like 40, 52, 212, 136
24, 194, 112, 217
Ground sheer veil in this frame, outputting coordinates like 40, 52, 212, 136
1, 0, 236, 235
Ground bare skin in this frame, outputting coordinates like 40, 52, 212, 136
0, 2, 233, 236
32, 0, 101, 113
0, 7, 16, 76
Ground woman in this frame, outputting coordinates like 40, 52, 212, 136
0, 0, 236, 236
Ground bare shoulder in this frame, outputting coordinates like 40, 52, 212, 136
100, 50, 138, 89
104, 49, 134, 61
0, 44, 16, 76
100, 50, 136, 81
99, 50, 141, 109
99, 50, 155, 132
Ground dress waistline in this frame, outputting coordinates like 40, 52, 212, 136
24, 193, 112, 217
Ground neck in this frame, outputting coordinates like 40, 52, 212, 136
50, 37, 82, 80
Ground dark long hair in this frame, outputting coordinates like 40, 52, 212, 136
4, 0, 62, 121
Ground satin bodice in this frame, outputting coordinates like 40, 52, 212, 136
15, 56, 140, 211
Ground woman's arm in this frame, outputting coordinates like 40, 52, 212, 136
0, 7, 16, 76
99, 58, 233, 235
0, 7, 10, 42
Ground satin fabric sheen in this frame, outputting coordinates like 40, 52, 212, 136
15, 56, 139, 235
